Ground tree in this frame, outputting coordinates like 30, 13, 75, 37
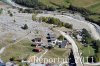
64, 23, 72, 29
9, 57, 15, 61
81, 28, 92, 45
58, 35, 64, 40
32, 14, 37, 21
13, 0, 38, 8
21, 24, 28, 30
82, 29, 91, 38
0, 8, 3, 14
92, 40, 100, 53
40, 17, 72, 29
8, 10, 13, 17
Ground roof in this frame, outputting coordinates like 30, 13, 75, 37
47, 33, 55, 38
32, 38, 42, 42
60, 40, 67, 48
34, 47, 42, 51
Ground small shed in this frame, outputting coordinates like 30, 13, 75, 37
32, 47, 42, 52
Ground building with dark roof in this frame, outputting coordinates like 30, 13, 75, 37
57, 40, 68, 48
32, 38, 43, 46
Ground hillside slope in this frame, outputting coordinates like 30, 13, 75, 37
12, 0, 70, 9
11, 0, 100, 25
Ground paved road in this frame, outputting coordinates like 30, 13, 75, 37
58, 30, 83, 66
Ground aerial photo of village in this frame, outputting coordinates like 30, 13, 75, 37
0, 0, 100, 66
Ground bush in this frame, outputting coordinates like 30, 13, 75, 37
32, 14, 37, 21
81, 28, 92, 45
0, 8, 3, 14
40, 17, 73, 29
64, 23, 72, 29
58, 35, 64, 40
8, 10, 13, 17
21, 24, 28, 30
9, 57, 15, 61
13, 0, 38, 8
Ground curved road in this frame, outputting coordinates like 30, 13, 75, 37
58, 30, 83, 66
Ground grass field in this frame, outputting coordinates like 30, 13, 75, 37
38, 0, 100, 23
10, 0, 100, 14
39, 0, 70, 8
70, 0, 100, 7
38, 0, 100, 13
43, 45, 71, 63
76, 41, 95, 57
88, 15, 100, 22
82, 46, 95, 57
0, 39, 36, 62
88, 2, 100, 13
0, 33, 14, 48
69, 0, 100, 13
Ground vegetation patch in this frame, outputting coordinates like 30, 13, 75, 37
0, 39, 36, 62
88, 2, 100, 13
39, 17, 72, 29
70, 0, 100, 8
13, 0, 70, 10
0, 8, 3, 14
82, 46, 95, 57
44, 47, 70, 59
74, 29, 100, 62
12, 0, 100, 25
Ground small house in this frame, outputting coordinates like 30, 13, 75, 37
46, 33, 56, 46
47, 33, 56, 41
57, 40, 68, 48
32, 38, 43, 46
32, 47, 42, 52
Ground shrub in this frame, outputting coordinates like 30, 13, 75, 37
32, 14, 37, 21
40, 17, 73, 29
8, 10, 13, 17
21, 24, 28, 30
58, 35, 64, 40
0, 8, 3, 14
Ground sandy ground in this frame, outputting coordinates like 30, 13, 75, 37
0, 8, 54, 54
